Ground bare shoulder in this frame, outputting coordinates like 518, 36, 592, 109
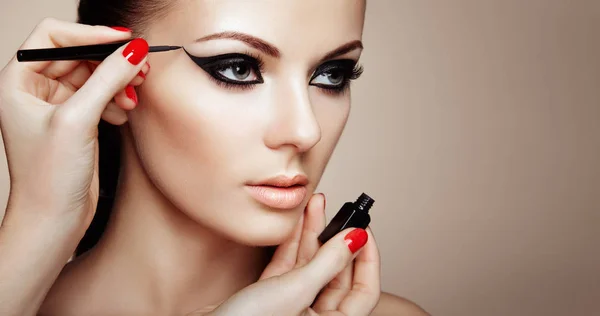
371, 292, 430, 316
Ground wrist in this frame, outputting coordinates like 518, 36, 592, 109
2, 201, 88, 253
4, 194, 90, 237
0, 204, 85, 316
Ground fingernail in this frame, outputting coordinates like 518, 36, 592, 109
125, 85, 138, 104
122, 38, 149, 65
110, 26, 132, 32
344, 228, 368, 254
137, 70, 146, 79
146, 62, 151, 75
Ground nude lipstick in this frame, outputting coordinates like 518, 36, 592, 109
318, 193, 374, 244
246, 175, 308, 210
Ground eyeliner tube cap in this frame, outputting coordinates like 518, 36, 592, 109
355, 193, 375, 212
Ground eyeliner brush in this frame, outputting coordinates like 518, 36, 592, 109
16, 40, 182, 62
149, 45, 183, 53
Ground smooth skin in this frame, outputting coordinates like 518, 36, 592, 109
0, 1, 429, 315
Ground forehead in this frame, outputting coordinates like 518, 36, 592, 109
152, 0, 366, 55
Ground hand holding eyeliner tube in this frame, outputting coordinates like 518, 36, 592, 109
317, 193, 375, 244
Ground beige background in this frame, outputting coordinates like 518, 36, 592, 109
1, 1, 599, 315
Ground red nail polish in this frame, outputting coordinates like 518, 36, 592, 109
137, 70, 146, 79
122, 38, 149, 65
110, 26, 132, 32
125, 85, 138, 104
344, 228, 368, 254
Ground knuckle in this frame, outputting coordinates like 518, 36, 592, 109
295, 253, 311, 267
279, 257, 297, 271
328, 245, 349, 269
51, 108, 82, 133
325, 276, 345, 291
91, 24, 110, 32
277, 271, 313, 305
91, 64, 121, 88
352, 280, 373, 294
85, 73, 119, 100
93, 70, 113, 88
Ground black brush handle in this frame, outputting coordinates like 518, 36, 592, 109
17, 40, 131, 62
16, 41, 181, 62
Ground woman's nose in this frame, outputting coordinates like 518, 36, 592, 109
263, 81, 321, 153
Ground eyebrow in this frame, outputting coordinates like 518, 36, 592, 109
194, 32, 363, 61
195, 32, 281, 58
320, 40, 364, 62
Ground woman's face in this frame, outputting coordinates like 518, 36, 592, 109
127, 0, 366, 246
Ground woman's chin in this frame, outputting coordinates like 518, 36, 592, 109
181, 196, 306, 247
221, 212, 301, 247
234, 223, 298, 247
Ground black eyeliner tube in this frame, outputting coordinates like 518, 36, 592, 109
317, 193, 374, 244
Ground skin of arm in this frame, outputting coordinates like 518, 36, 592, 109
0, 206, 84, 316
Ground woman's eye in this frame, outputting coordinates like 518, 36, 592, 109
185, 51, 265, 87
310, 69, 346, 87
309, 59, 362, 91
216, 63, 258, 82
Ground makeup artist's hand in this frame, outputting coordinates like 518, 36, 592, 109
197, 193, 381, 316
0, 19, 150, 316
0, 19, 149, 230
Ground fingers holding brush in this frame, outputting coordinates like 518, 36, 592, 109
0, 25, 150, 260
61, 38, 149, 129
0, 20, 148, 316
49, 56, 149, 126
86, 60, 148, 86
15, 18, 133, 74
3, 20, 135, 103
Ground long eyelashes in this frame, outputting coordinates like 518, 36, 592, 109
185, 48, 363, 94
309, 59, 364, 94
185, 49, 264, 90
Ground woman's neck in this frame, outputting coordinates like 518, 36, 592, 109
52, 132, 272, 315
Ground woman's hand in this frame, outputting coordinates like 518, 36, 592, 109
196, 193, 381, 316
0, 18, 148, 229
0, 18, 149, 316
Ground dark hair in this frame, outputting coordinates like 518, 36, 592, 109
74, 0, 176, 256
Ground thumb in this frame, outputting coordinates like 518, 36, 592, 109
59, 38, 149, 129
293, 227, 368, 298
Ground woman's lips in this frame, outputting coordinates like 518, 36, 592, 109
245, 185, 308, 210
